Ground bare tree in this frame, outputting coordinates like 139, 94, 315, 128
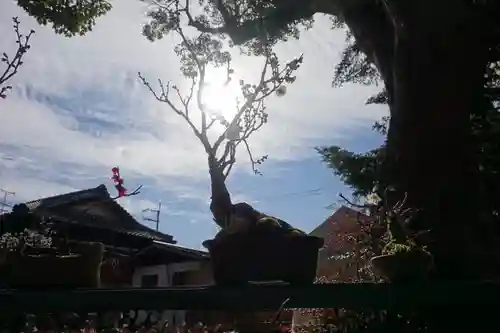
139, 0, 302, 228
1, 17, 34, 99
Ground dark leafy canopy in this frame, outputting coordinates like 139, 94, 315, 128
16, 0, 111, 36
318, 21, 500, 221
143, 0, 314, 56
316, 117, 388, 198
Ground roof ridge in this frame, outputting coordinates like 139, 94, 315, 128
24, 184, 176, 244
309, 205, 370, 237
24, 184, 110, 210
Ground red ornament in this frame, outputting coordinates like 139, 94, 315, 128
110, 166, 127, 197
116, 185, 127, 197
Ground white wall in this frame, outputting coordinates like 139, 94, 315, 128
131, 261, 203, 327
132, 264, 169, 287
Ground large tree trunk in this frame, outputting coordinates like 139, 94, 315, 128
342, 0, 498, 279
208, 156, 233, 229
382, 2, 498, 279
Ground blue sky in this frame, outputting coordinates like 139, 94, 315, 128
0, 0, 386, 249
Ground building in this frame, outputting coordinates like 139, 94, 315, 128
3, 185, 294, 330
292, 206, 372, 330
19, 184, 214, 326
310, 205, 372, 282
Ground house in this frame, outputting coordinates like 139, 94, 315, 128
310, 205, 372, 282
17, 184, 214, 326
292, 206, 372, 331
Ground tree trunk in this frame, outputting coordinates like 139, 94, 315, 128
208, 156, 233, 229
383, 2, 498, 279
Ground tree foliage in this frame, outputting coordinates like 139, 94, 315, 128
332, 30, 380, 89
16, 0, 111, 36
316, 145, 383, 198
143, 0, 314, 56
318, 33, 500, 225
316, 116, 388, 199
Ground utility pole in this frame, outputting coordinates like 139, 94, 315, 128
142, 201, 161, 231
0, 189, 15, 215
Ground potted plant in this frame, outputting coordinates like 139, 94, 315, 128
139, 17, 320, 285
0, 204, 104, 289
203, 203, 323, 285
370, 197, 433, 282
371, 241, 433, 282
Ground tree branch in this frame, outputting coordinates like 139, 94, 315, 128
212, 55, 270, 154
185, 0, 318, 45
242, 139, 267, 175
176, 28, 209, 137
144, 0, 304, 180
138, 72, 212, 154
1, 17, 34, 99
339, 193, 367, 209
110, 185, 143, 200
210, 53, 302, 178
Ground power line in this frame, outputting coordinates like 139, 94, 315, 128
255, 187, 325, 201
142, 201, 162, 231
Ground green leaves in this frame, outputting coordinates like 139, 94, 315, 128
143, 7, 180, 42
332, 32, 380, 89
174, 34, 232, 78
17, 0, 112, 37
316, 145, 384, 198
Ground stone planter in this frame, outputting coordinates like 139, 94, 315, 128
203, 226, 323, 286
371, 249, 433, 282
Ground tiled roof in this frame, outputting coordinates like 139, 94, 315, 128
23, 185, 175, 244
150, 240, 210, 260
309, 205, 371, 238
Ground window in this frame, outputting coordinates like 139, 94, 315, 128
171, 271, 189, 286
141, 274, 158, 287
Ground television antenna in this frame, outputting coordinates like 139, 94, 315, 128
142, 201, 161, 231
0, 189, 15, 215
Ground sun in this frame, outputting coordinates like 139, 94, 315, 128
200, 66, 242, 123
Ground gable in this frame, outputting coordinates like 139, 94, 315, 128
311, 205, 372, 253
310, 206, 369, 237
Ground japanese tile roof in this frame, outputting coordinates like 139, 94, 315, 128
23, 184, 175, 244
149, 240, 210, 260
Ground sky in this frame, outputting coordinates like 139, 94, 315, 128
0, 0, 387, 250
